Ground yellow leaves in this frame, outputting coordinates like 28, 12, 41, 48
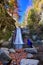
34, 0, 40, 11
39, 0, 43, 8
8, 0, 14, 6
40, 0, 43, 3
9, 0, 14, 4
34, 2, 38, 8
34, 0, 43, 12
28, 11, 31, 17
27, 7, 33, 16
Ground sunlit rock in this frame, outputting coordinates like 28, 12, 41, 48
20, 59, 39, 65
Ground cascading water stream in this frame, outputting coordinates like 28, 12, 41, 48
13, 27, 24, 49
14, 27, 24, 44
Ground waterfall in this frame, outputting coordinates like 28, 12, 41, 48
14, 27, 24, 44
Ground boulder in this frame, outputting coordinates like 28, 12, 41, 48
9, 48, 15, 53
41, 40, 43, 43
32, 35, 37, 40
26, 53, 33, 59
1, 48, 9, 54
20, 59, 39, 65
24, 47, 37, 54
1, 41, 10, 47
0, 49, 12, 64
1, 48, 8, 51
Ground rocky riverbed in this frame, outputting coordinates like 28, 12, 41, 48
0, 45, 43, 65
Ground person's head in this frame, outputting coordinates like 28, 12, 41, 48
24, 36, 28, 44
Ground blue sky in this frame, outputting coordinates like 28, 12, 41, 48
17, 0, 32, 23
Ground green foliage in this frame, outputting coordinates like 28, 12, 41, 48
27, 9, 35, 30
0, 4, 16, 40
27, 8, 41, 35
0, 30, 12, 41
30, 9, 36, 22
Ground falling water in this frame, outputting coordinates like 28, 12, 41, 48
14, 27, 24, 44
13, 27, 24, 49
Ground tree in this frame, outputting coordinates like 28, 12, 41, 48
0, 0, 20, 41
27, 0, 43, 39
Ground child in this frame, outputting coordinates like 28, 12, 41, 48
27, 39, 33, 48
